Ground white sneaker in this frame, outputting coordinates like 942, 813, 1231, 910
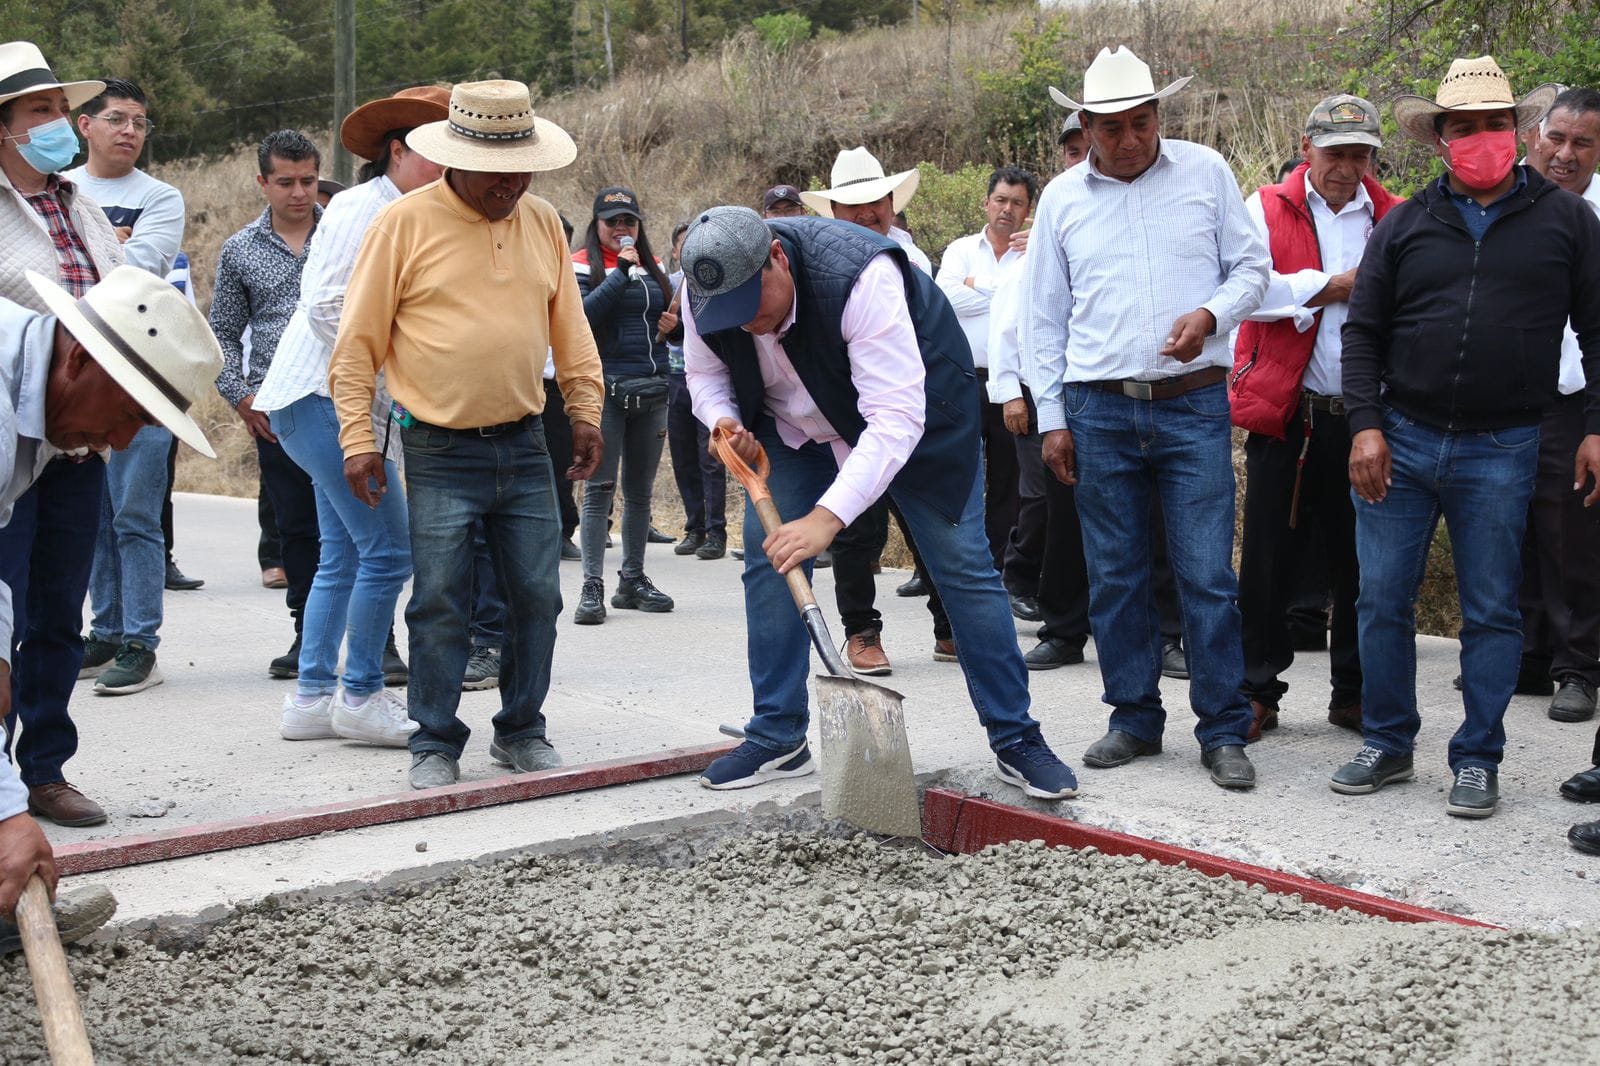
280, 692, 336, 740
331, 688, 417, 747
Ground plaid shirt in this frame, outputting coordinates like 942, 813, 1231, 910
22, 175, 99, 298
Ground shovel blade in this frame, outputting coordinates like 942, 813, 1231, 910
814, 674, 921, 838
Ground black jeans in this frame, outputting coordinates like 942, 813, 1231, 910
543, 380, 580, 540
1003, 396, 1089, 649
1238, 407, 1361, 707
256, 437, 319, 634
976, 369, 1019, 573
666, 374, 726, 538
831, 497, 950, 640
1521, 390, 1600, 686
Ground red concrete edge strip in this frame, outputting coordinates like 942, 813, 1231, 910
55, 742, 737, 878
921, 788, 1497, 929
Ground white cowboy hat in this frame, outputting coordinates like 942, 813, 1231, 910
1393, 56, 1559, 144
406, 80, 576, 174
0, 41, 104, 110
25, 266, 222, 458
798, 147, 920, 217
1049, 45, 1192, 115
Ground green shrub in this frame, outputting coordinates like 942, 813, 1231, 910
903, 162, 995, 269
753, 12, 813, 53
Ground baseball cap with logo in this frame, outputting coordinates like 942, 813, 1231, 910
762, 184, 803, 211
1305, 94, 1383, 149
682, 206, 773, 334
594, 186, 642, 220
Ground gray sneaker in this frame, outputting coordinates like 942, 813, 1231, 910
1329, 745, 1414, 795
462, 645, 500, 691
489, 735, 563, 773
78, 636, 119, 680
0, 884, 117, 956
408, 752, 460, 790
1446, 765, 1499, 818
94, 640, 162, 695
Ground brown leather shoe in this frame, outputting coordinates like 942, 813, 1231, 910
261, 566, 289, 589
932, 638, 958, 663
845, 631, 892, 676
28, 782, 107, 827
1327, 701, 1363, 733
1246, 699, 1279, 743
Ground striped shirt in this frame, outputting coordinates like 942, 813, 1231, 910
1022, 138, 1269, 434
23, 174, 99, 297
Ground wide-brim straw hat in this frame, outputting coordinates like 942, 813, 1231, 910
798, 146, 920, 217
1393, 56, 1559, 144
1049, 45, 1191, 115
406, 80, 575, 173
26, 266, 222, 458
340, 85, 450, 161
0, 41, 104, 109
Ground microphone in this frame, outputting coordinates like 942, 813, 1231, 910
618, 235, 643, 279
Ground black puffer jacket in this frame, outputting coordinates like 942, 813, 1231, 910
573, 257, 680, 380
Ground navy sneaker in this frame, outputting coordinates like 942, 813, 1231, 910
699, 740, 816, 790
995, 734, 1080, 799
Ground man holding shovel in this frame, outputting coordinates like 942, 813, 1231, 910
680, 206, 1079, 801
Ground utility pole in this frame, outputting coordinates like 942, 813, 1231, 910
333, 0, 356, 185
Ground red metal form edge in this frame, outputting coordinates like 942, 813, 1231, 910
921, 788, 1496, 928
55, 742, 737, 877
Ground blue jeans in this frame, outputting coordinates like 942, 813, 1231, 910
88, 426, 172, 648
1354, 408, 1540, 770
580, 394, 668, 582
1065, 381, 1252, 750
400, 417, 562, 758
272, 395, 411, 698
737, 419, 1038, 752
469, 520, 505, 649
0, 457, 104, 786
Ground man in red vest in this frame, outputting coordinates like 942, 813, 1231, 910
1231, 94, 1403, 742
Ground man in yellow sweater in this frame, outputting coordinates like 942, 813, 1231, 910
327, 81, 604, 790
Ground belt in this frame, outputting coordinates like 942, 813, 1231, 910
1086, 365, 1226, 401
413, 413, 538, 437
1302, 391, 1345, 415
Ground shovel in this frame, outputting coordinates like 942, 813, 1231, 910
15, 876, 95, 1065
711, 427, 921, 838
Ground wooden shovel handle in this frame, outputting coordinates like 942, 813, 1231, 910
16, 877, 94, 1065
710, 427, 819, 611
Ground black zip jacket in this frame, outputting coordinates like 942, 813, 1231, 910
574, 258, 682, 380
1342, 166, 1600, 436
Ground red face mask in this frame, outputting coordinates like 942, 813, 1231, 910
1441, 128, 1518, 189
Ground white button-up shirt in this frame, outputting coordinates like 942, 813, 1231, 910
1559, 178, 1600, 395
984, 255, 1029, 403
936, 228, 1022, 368
1242, 180, 1375, 397
1022, 138, 1270, 434
683, 253, 926, 527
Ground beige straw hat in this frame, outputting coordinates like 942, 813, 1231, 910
1393, 56, 1559, 144
405, 80, 575, 173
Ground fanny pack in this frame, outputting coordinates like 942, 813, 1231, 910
607, 374, 669, 413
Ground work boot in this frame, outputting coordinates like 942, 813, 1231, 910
932, 638, 958, 663
269, 635, 302, 679
78, 636, 119, 680
845, 630, 891, 676
1202, 745, 1257, 789
1327, 700, 1363, 733
1160, 640, 1189, 680
696, 534, 727, 560
463, 645, 500, 691
164, 559, 204, 591
560, 538, 581, 561
574, 578, 606, 625
1446, 766, 1499, 819
331, 688, 416, 748
674, 530, 705, 556
382, 633, 408, 687
94, 640, 162, 696
27, 783, 106, 827
1329, 745, 1414, 795
409, 752, 460, 790
612, 573, 674, 613
489, 735, 563, 773
0, 885, 117, 956
1246, 699, 1279, 743
1550, 677, 1598, 723
896, 572, 928, 597
261, 566, 289, 589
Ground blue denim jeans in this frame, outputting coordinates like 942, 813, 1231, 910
1354, 408, 1539, 771
737, 419, 1038, 752
88, 426, 172, 648
580, 394, 668, 582
1065, 381, 1252, 750
468, 520, 505, 649
272, 395, 412, 698
0, 457, 104, 786
400, 417, 562, 758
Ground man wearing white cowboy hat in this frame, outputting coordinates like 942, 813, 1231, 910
1023, 44, 1271, 792
0, 264, 221, 908
1338, 56, 1600, 819
800, 147, 933, 274
328, 79, 605, 791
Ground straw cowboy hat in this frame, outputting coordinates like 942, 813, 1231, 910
1393, 56, 1559, 144
340, 85, 451, 161
406, 80, 575, 173
25, 266, 223, 457
0, 41, 104, 109
798, 147, 920, 217
1049, 45, 1192, 115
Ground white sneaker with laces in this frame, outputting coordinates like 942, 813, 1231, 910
331, 688, 417, 747
279, 692, 336, 741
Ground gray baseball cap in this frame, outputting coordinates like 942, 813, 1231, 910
1305, 93, 1383, 149
1057, 110, 1083, 143
683, 206, 773, 333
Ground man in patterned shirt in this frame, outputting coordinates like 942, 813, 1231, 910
210, 130, 322, 679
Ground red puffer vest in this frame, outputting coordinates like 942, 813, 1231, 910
1230, 164, 1402, 439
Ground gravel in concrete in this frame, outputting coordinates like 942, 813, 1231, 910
3, 832, 1596, 1064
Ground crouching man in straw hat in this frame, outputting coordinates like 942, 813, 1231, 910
681, 205, 1081, 800
1023, 45, 1270, 791
1336, 57, 1600, 819
0, 264, 222, 939
327, 80, 605, 791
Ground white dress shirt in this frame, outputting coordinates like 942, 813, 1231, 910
1022, 138, 1270, 434
683, 253, 926, 527
936, 228, 1022, 368
1242, 180, 1375, 397
887, 226, 932, 274
984, 255, 1029, 403
1558, 178, 1600, 395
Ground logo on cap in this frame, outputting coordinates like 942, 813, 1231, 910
1327, 101, 1367, 124
693, 258, 725, 290
603, 192, 635, 204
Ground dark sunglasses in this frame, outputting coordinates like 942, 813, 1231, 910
603, 214, 639, 227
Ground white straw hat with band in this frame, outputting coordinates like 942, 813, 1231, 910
405, 79, 576, 173
0, 41, 104, 109
1392, 56, 1559, 144
1049, 45, 1191, 114
798, 147, 920, 217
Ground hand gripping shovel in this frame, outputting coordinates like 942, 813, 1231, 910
16, 876, 95, 1065
712, 427, 921, 838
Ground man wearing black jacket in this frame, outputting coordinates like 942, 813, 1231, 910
1333, 57, 1600, 819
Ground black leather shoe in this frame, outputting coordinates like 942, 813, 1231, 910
1569, 819, 1600, 855
1550, 677, 1598, 723
696, 535, 727, 560
1083, 730, 1161, 768
647, 526, 674, 544
164, 560, 204, 591
896, 573, 928, 597
1201, 745, 1256, 789
1160, 641, 1189, 680
1560, 766, 1600, 803
1008, 594, 1042, 622
674, 531, 705, 556
813, 549, 832, 569
560, 538, 581, 561
269, 635, 301, 680
1024, 638, 1085, 671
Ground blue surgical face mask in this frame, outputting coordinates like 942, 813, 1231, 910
4, 117, 81, 176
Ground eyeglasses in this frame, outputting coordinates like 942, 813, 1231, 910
603, 214, 639, 227
88, 112, 155, 134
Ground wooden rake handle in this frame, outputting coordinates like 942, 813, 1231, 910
710, 427, 819, 612
16, 876, 94, 1065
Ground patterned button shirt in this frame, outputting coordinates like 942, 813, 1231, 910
23, 174, 99, 297
211, 205, 320, 407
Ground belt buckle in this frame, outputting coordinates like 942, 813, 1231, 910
1122, 380, 1154, 401
478, 423, 503, 436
